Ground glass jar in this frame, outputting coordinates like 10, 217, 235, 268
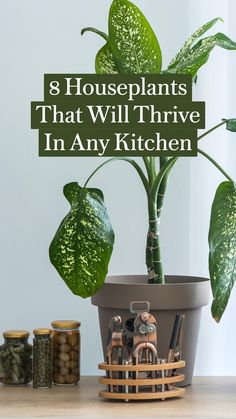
0, 330, 32, 386
33, 328, 53, 389
51, 320, 80, 385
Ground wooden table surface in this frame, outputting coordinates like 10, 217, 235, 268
0, 376, 235, 418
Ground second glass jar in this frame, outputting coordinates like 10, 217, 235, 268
51, 320, 80, 385
33, 328, 53, 389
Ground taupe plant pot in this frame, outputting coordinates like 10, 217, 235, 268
91, 275, 210, 386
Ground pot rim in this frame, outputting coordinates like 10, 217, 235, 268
105, 274, 209, 286
91, 275, 210, 310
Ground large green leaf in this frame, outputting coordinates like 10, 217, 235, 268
167, 32, 236, 77
49, 183, 114, 298
96, 43, 119, 74
109, 0, 162, 74
209, 181, 236, 322
168, 17, 222, 69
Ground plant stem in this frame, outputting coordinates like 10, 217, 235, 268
147, 198, 164, 284
84, 157, 150, 196
83, 120, 232, 287
81, 27, 109, 41
150, 157, 156, 180
146, 231, 154, 280
151, 157, 177, 201
146, 120, 231, 283
142, 157, 154, 186
144, 157, 155, 280
197, 148, 234, 182
146, 157, 176, 283
146, 158, 169, 285
156, 157, 169, 219
197, 120, 227, 142
150, 121, 230, 201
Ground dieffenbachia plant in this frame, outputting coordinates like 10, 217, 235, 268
49, 0, 236, 322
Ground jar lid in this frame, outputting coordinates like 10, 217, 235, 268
33, 328, 52, 336
3, 330, 30, 339
51, 320, 81, 329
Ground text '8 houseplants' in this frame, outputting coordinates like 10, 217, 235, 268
49, 0, 236, 384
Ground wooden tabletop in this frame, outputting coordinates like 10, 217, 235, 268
0, 376, 235, 418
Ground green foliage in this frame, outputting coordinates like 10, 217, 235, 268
81, 27, 118, 74
167, 19, 236, 77
108, 0, 162, 73
168, 18, 223, 69
225, 118, 236, 132
82, 0, 162, 74
82, 3, 236, 79
96, 44, 119, 74
209, 182, 236, 321
50, 1, 236, 317
49, 183, 114, 298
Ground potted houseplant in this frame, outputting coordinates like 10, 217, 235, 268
49, 0, 236, 385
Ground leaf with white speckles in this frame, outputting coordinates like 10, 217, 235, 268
209, 181, 236, 321
49, 183, 114, 298
168, 17, 223, 70
96, 43, 119, 74
81, 27, 119, 74
109, 0, 162, 74
166, 19, 236, 77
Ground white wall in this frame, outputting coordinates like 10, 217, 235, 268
0, 0, 235, 375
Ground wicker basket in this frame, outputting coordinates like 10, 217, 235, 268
98, 360, 186, 401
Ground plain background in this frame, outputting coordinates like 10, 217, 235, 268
1, 0, 236, 375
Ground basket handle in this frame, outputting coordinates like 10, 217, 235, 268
130, 301, 150, 313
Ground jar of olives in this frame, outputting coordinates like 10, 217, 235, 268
0, 330, 32, 386
33, 329, 53, 389
51, 320, 80, 385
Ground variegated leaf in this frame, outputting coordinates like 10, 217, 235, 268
168, 33, 236, 77
168, 17, 222, 69
81, 27, 119, 74
109, 0, 162, 74
96, 44, 119, 74
209, 181, 236, 322
49, 183, 114, 298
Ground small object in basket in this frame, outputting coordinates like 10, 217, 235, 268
131, 301, 158, 393
167, 314, 185, 389
106, 316, 129, 392
132, 303, 158, 363
125, 318, 135, 333
167, 314, 185, 365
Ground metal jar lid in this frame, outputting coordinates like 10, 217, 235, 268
51, 320, 81, 330
33, 328, 52, 336
3, 330, 30, 339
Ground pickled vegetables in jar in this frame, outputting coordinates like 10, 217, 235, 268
51, 320, 80, 385
33, 328, 53, 389
0, 330, 32, 386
